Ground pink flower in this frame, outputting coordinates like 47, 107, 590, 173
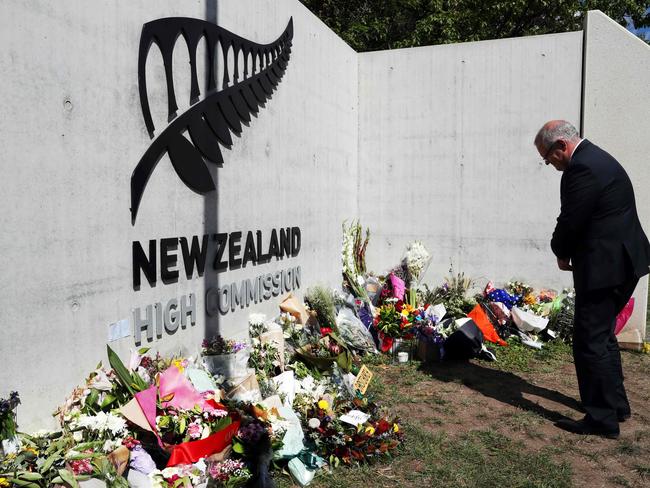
187, 421, 202, 439
389, 274, 406, 300
70, 458, 93, 475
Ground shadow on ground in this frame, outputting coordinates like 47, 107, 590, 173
420, 359, 582, 422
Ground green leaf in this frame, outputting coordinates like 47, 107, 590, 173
86, 388, 99, 409
40, 450, 63, 473
8, 479, 40, 487
16, 471, 43, 480
58, 468, 80, 488
100, 393, 117, 408
232, 441, 245, 454
138, 347, 150, 355
107, 345, 136, 395
178, 417, 186, 434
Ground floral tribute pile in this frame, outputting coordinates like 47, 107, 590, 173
1, 220, 636, 488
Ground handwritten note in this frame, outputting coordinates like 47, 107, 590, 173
353, 365, 373, 395
339, 409, 371, 426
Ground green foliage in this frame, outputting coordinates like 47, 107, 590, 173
106, 346, 148, 395
548, 291, 575, 344
305, 285, 338, 331
421, 270, 477, 319
300, 0, 650, 51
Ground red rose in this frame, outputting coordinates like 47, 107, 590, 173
376, 418, 391, 434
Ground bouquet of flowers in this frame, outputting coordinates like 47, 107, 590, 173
202, 336, 250, 379
151, 460, 251, 488
295, 333, 353, 372
421, 270, 477, 319
373, 300, 415, 353
0, 391, 20, 442
208, 459, 252, 487
304, 285, 338, 333
150, 463, 205, 488
342, 221, 370, 302
403, 241, 431, 307
202, 337, 248, 356
303, 398, 402, 466
156, 405, 231, 445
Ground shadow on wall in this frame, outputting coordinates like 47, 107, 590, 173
647, 286, 650, 338
204, 0, 219, 341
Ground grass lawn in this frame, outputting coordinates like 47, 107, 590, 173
276, 340, 650, 488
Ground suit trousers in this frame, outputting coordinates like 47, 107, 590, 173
572, 276, 638, 433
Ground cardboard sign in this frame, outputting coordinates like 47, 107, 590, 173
353, 365, 373, 395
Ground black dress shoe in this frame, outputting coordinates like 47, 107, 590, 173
618, 411, 631, 422
576, 403, 631, 422
555, 418, 619, 439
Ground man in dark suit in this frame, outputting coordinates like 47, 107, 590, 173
534, 120, 650, 439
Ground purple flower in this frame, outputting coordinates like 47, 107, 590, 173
129, 445, 156, 475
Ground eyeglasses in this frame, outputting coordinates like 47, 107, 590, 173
542, 140, 560, 164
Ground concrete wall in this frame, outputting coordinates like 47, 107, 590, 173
357, 33, 583, 290
1, 2, 645, 432
582, 10, 650, 345
0, 0, 358, 430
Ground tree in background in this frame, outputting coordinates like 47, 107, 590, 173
299, 0, 649, 51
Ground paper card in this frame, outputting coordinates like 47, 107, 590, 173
430, 303, 447, 321
186, 368, 217, 392
353, 365, 373, 395
107, 318, 131, 342
261, 395, 284, 412
339, 409, 371, 426
521, 338, 543, 349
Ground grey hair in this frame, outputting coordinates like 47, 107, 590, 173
535, 121, 580, 148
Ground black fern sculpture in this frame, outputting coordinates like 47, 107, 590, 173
131, 17, 294, 224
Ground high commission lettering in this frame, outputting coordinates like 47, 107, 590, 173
131, 226, 301, 344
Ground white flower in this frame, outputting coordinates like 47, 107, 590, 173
308, 418, 321, 429
136, 366, 151, 385
103, 439, 121, 453
404, 240, 431, 282
105, 413, 127, 434
32, 429, 52, 438
248, 313, 267, 326
73, 431, 84, 442
161, 467, 179, 478
89, 369, 114, 391
73, 412, 126, 435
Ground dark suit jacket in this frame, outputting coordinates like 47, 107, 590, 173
551, 139, 650, 292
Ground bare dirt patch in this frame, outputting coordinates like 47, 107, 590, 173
376, 349, 650, 487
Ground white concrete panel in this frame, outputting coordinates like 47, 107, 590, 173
358, 33, 583, 290
0, 0, 357, 430
582, 10, 650, 345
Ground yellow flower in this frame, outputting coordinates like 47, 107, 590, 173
317, 400, 330, 410
643, 342, 650, 354
23, 446, 39, 456
393, 423, 399, 433
365, 426, 375, 436
0, 477, 10, 487
524, 293, 537, 305
172, 359, 185, 373
402, 304, 415, 314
